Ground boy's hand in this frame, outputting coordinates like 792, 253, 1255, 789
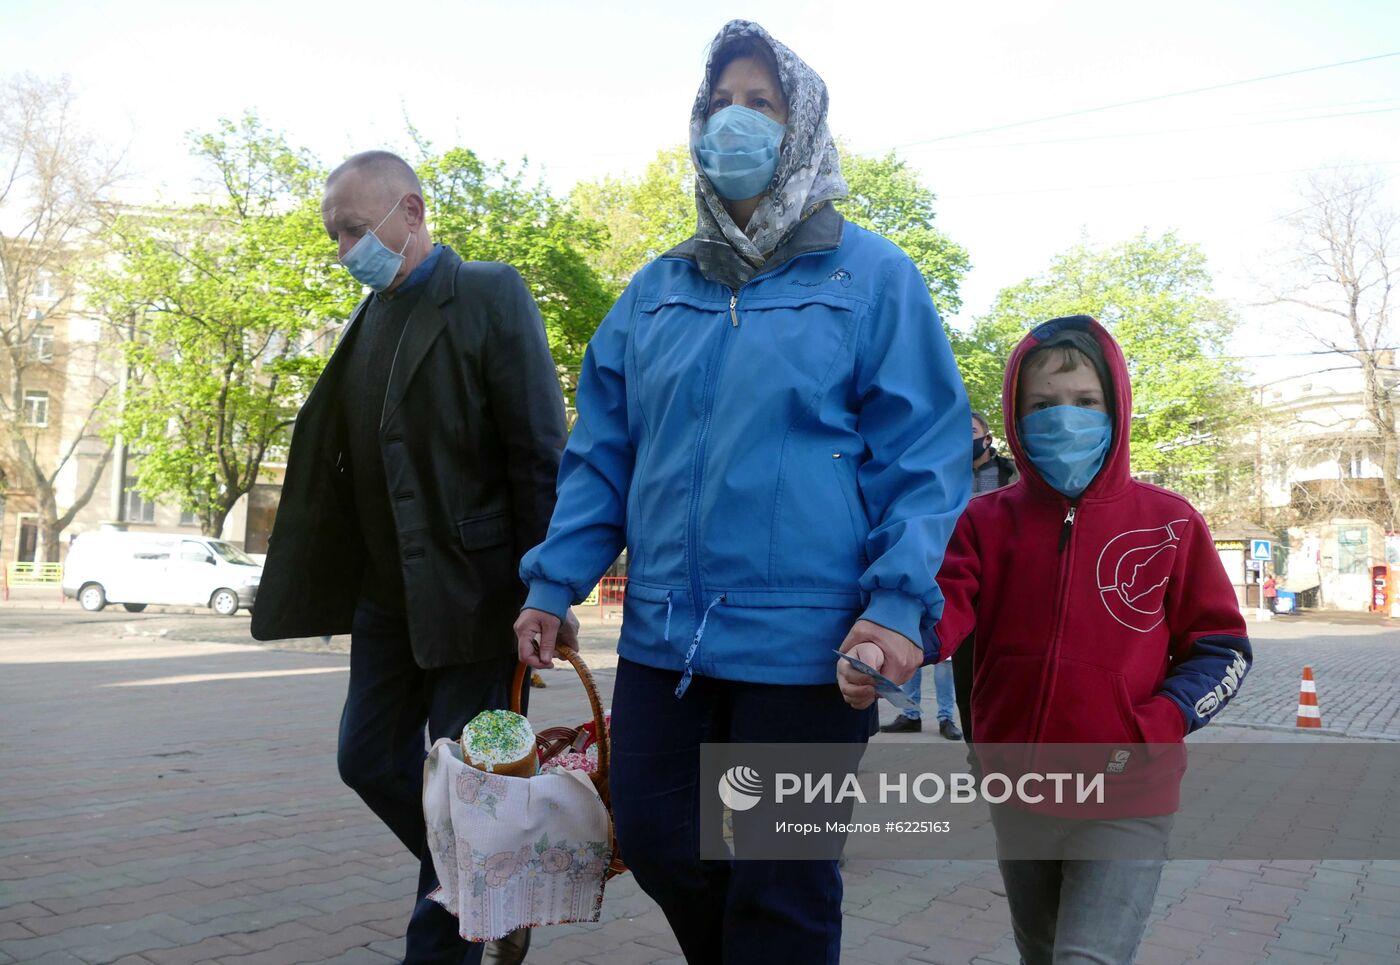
836, 619, 922, 709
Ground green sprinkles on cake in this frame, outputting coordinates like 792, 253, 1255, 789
461, 710, 535, 768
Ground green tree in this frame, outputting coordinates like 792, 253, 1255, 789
571, 145, 970, 311
837, 151, 970, 315
0, 74, 123, 561
93, 113, 360, 537
415, 147, 615, 399
571, 145, 694, 288
966, 231, 1250, 506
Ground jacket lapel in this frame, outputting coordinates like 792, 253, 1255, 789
380, 247, 461, 428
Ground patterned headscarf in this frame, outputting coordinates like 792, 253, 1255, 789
688, 20, 848, 288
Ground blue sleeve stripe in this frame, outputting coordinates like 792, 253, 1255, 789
1159, 634, 1252, 733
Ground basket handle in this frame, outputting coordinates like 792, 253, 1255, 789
510, 645, 609, 792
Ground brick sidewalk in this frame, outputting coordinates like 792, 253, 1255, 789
3, 630, 1399, 964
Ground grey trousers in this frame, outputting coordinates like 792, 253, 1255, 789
991, 807, 1171, 965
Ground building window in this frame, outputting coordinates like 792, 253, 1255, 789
1348, 451, 1367, 479
22, 390, 49, 427
179, 509, 198, 527
125, 477, 156, 524
34, 274, 54, 300
29, 325, 54, 362
1337, 528, 1369, 576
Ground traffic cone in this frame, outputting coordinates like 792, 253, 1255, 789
1296, 666, 1322, 729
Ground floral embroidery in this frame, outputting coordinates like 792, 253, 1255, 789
454, 767, 509, 818
483, 850, 519, 888
540, 847, 571, 873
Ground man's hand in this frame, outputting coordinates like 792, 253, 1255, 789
835, 619, 922, 710
516, 608, 563, 669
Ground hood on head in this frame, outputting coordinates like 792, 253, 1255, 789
687, 20, 847, 278
1001, 315, 1134, 501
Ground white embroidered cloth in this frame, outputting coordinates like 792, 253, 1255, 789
422, 737, 612, 942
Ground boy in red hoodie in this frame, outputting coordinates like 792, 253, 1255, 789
839, 315, 1251, 964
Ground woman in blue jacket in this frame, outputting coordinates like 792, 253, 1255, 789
515, 20, 970, 963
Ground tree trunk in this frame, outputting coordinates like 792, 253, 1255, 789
33, 485, 60, 564
202, 504, 230, 540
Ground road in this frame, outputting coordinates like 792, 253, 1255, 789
6, 600, 1396, 737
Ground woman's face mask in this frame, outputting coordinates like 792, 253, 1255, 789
697, 105, 786, 202
698, 55, 789, 202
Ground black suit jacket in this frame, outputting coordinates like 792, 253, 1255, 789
251, 247, 567, 667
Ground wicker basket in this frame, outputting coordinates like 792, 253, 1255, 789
510, 645, 627, 878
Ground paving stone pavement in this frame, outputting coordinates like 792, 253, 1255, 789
2, 606, 1399, 964
1203, 615, 1400, 738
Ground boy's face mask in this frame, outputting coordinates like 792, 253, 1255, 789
1017, 406, 1112, 498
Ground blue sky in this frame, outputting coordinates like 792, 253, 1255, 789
5, 0, 1400, 370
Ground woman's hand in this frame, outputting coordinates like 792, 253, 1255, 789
516, 607, 580, 669
835, 619, 922, 709
836, 640, 886, 710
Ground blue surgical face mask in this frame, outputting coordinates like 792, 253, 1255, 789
340, 196, 410, 291
697, 105, 786, 202
1017, 406, 1113, 498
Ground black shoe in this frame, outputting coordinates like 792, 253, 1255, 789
880, 715, 922, 734
939, 719, 963, 741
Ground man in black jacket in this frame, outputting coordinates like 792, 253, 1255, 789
252, 151, 569, 963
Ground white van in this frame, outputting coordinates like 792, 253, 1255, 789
62, 531, 262, 616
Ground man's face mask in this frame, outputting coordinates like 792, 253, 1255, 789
340, 196, 410, 291
697, 105, 786, 202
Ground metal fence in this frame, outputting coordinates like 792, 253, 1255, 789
2, 562, 64, 601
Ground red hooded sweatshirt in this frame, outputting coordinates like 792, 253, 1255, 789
933, 316, 1251, 758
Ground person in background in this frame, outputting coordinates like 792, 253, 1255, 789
253, 151, 569, 964
514, 21, 970, 962
881, 644, 961, 738
971, 409, 1018, 491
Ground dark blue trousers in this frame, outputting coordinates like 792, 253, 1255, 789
337, 600, 520, 964
609, 657, 873, 965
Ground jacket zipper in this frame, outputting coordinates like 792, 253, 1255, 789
1033, 499, 1080, 742
1058, 504, 1078, 552
684, 301, 738, 658
677, 248, 838, 692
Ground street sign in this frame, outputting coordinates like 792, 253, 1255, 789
1251, 539, 1273, 562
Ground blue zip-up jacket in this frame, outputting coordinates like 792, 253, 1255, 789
521, 206, 971, 686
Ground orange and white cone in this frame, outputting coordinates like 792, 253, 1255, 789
1296, 665, 1322, 729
